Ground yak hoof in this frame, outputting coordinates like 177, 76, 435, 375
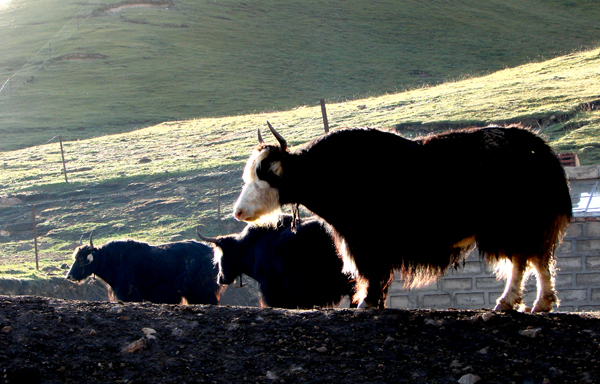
532, 293, 557, 313
531, 302, 553, 313
493, 301, 514, 312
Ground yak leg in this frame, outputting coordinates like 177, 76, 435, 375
184, 288, 219, 306
494, 255, 527, 311
531, 257, 558, 313
359, 270, 394, 309
353, 276, 369, 307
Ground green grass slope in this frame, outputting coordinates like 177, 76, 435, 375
0, 47, 599, 278
1, 0, 599, 151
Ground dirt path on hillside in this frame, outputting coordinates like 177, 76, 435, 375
97, 1, 175, 14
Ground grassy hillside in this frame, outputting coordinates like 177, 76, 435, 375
1, 0, 599, 151
1, 47, 599, 279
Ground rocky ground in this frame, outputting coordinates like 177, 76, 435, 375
1, 295, 600, 384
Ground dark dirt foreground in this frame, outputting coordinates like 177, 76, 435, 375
1, 296, 600, 384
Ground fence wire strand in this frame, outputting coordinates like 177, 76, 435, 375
0, 0, 97, 96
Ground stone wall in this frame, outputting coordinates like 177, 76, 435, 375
552, 218, 600, 311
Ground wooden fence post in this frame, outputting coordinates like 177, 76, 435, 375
320, 98, 329, 133
217, 176, 221, 233
59, 135, 69, 183
32, 204, 39, 271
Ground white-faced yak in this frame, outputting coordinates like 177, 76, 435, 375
66, 233, 221, 305
197, 215, 356, 309
232, 122, 572, 312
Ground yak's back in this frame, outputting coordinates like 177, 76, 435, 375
100, 239, 216, 279
419, 126, 572, 258
418, 126, 571, 213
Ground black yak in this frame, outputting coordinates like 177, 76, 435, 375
197, 215, 356, 309
232, 122, 572, 311
66, 233, 221, 305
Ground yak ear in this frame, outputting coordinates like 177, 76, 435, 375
269, 160, 284, 177
257, 156, 284, 187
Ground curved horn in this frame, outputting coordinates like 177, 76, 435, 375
79, 234, 85, 246
196, 227, 220, 245
266, 121, 287, 152
89, 230, 94, 249
257, 128, 264, 144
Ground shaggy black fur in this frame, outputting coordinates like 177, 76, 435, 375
67, 239, 220, 305
247, 126, 572, 308
207, 215, 356, 309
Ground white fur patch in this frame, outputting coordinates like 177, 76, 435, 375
86, 254, 93, 264
213, 246, 223, 264
338, 237, 358, 279
242, 148, 270, 184
233, 179, 281, 221
234, 148, 282, 223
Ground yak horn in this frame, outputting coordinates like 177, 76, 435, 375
196, 227, 220, 245
89, 230, 94, 249
266, 121, 287, 152
79, 234, 85, 246
257, 128, 264, 144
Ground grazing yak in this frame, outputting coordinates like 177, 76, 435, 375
66, 233, 221, 305
197, 215, 356, 309
232, 122, 572, 311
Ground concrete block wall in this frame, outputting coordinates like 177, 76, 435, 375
386, 218, 600, 312
554, 218, 600, 311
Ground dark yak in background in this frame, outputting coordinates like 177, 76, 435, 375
198, 215, 356, 309
66, 234, 221, 305
232, 123, 572, 311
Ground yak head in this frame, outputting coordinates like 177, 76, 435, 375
66, 232, 99, 282
233, 121, 288, 225
196, 228, 245, 287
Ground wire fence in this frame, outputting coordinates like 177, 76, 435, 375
0, 99, 331, 268
0, 0, 97, 101
0, 170, 241, 268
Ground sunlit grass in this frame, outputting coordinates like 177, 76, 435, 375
1, 47, 600, 274
2, 48, 600, 193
